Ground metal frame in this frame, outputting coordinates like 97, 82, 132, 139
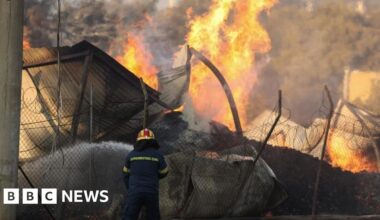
94, 106, 146, 141
24, 69, 60, 134
70, 50, 94, 142
23, 51, 89, 69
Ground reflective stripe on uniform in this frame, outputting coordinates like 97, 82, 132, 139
136, 136, 154, 141
159, 167, 168, 174
123, 166, 129, 173
130, 156, 159, 162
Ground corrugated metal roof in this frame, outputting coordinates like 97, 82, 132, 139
20, 41, 167, 161
20, 41, 191, 161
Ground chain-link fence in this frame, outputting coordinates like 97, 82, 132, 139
245, 96, 380, 174
17, 86, 380, 219
244, 89, 380, 216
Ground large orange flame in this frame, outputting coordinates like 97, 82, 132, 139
186, 0, 277, 130
327, 132, 378, 173
116, 33, 158, 89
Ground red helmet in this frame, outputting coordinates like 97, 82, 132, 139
136, 128, 155, 141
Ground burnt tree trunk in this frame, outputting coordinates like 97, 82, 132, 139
0, 0, 23, 219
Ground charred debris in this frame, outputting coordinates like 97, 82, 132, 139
19, 41, 380, 218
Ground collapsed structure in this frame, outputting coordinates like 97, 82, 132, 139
21, 41, 168, 161
19, 41, 287, 219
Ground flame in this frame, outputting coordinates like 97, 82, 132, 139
116, 33, 158, 89
23, 38, 31, 49
23, 27, 31, 49
186, 0, 277, 130
174, 105, 185, 112
327, 132, 378, 173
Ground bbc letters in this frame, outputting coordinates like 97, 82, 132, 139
3, 188, 109, 204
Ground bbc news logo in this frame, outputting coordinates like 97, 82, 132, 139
3, 188, 109, 204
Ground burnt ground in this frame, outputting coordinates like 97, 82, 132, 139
152, 113, 380, 216
258, 145, 380, 215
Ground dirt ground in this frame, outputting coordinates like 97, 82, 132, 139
259, 145, 380, 215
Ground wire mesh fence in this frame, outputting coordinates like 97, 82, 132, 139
17, 87, 380, 219
245, 92, 380, 174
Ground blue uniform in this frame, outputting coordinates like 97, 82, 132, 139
122, 147, 168, 220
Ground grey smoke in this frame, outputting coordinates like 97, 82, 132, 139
24, 0, 380, 126
25, 0, 159, 50
249, 0, 380, 125
24, 0, 211, 68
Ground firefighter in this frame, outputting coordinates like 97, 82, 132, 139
122, 128, 168, 220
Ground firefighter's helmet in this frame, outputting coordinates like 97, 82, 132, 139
136, 128, 155, 141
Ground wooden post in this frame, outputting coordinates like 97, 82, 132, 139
0, 0, 24, 219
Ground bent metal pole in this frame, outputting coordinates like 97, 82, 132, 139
190, 48, 243, 136
311, 85, 334, 218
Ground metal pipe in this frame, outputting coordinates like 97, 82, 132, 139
189, 48, 243, 136
252, 90, 282, 169
90, 83, 93, 143
225, 90, 282, 217
139, 78, 149, 128
23, 51, 89, 69
312, 85, 334, 218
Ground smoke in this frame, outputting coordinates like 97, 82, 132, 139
24, 0, 211, 68
24, 0, 380, 126
140, 0, 212, 68
24, 0, 55, 46
249, 0, 380, 125
25, 0, 159, 49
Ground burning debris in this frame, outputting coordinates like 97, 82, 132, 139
19, 38, 380, 218
245, 70, 380, 173
245, 101, 380, 173
23, 0, 279, 131
19, 40, 289, 218
23, 0, 380, 127
19, 0, 380, 218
